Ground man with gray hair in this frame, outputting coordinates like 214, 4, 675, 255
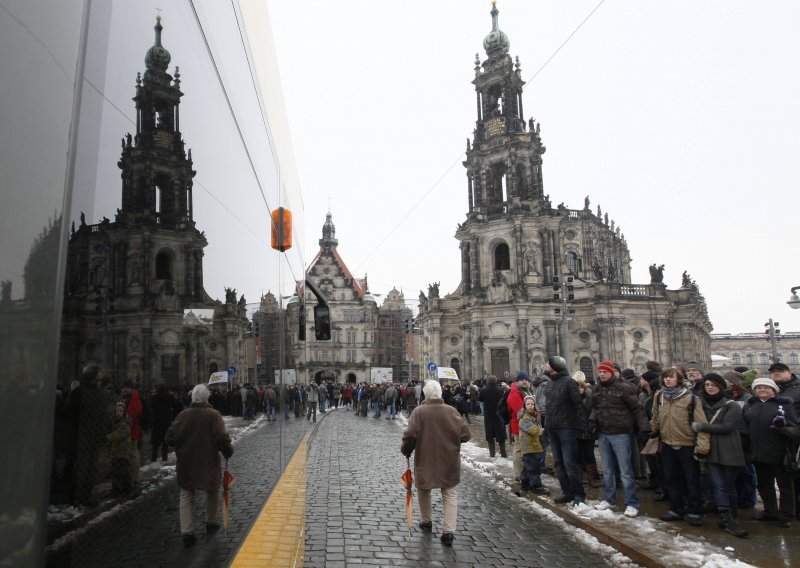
166, 384, 234, 547
401, 380, 471, 547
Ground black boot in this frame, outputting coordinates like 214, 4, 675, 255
499, 443, 508, 458
488, 440, 496, 458
720, 510, 748, 538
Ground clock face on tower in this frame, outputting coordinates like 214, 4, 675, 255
486, 116, 506, 138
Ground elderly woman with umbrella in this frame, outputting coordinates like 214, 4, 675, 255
166, 384, 234, 547
401, 380, 471, 547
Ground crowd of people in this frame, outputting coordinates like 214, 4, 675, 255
472, 357, 800, 540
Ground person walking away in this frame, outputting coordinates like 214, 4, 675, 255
151, 383, 181, 462
543, 356, 586, 506
478, 375, 507, 458
165, 384, 234, 546
591, 361, 650, 518
401, 380, 471, 547
371, 383, 383, 418
742, 377, 799, 528
507, 372, 531, 482
404, 382, 418, 417
306, 382, 319, 422
518, 395, 549, 495
692, 373, 748, 537
384, 383, 398, 420
108, 402, 131, 497
650, 367, 709, 526
120, 379, 143, 490
573, 372, 598, 488
69, 366, 108, 507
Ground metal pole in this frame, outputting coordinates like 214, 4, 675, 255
560, 281, 571, 373
768, 318, 779, 363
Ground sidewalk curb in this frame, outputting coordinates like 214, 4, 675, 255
527, 495, 667, 568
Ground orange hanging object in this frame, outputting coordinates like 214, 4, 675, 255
271, 207, 292, 251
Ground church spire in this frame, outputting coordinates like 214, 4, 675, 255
320, 210, 338, 247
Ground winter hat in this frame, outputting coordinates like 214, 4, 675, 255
702, 373, 727, 392
121, 379, 134, 388
621, 368, 637, 380
516, 370, 530, 381
571, 371, 587, 387
597, 360, 616, 375
523, 395, 536, 406
721, 370, 743, 387
684, 361, 702, 371
548, 356, 567, 372
115, 401, 126, 411
768, 362, 790, 373
641, 370, 660, 382
751, 377, 779, 393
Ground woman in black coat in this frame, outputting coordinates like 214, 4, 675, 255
478, 376, 507, 458
742, 377, 799, 528
692, 374, 747, 537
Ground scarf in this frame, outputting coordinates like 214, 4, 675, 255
660, 385, 686, 401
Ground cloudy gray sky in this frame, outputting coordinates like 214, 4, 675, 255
47, 0, 800, 336
267, 0, 800, 334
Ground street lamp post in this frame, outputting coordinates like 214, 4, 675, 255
553, 275, 575, 373
788, 286, 800, 309
764, 318, 781, 363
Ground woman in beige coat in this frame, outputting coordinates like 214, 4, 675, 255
401, 380, 471, 546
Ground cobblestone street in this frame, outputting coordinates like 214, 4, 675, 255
46, 416, 310, 568
304, 409, 614, 568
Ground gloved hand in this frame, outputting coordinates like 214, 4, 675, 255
771, 414, 787, 429
637, 431, 651, 446
691, 422, 705, 433
649, 431, 661, 439
693, 450, 708, 462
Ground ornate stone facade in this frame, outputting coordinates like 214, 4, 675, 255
58, 18, 249, 388
710, 332, 800, 375
416, 5, 712, 380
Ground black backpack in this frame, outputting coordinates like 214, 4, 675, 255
497, 390, 511, 425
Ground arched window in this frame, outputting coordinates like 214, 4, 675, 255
732, 353, 741, 365
494, 243, 510, 270
579, 357, 594, 383
566, 252, 581, 274
450, 358, 461, 379
746, 353, 755, 365
759, 353, 769, 365
791, 353, 799, 365
209, 362, 218, 374
156, 251, 172, 279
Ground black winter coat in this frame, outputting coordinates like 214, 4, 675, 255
576, 389, 596, 441
695, 396, 745, 467
591, 377, 650, 435
543, 370, 582, 429
778, 376, 800, 415
478, 384, 507, 443
742, 396, 798, 465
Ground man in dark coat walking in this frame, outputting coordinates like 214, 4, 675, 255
478, 375, 507, 458
165, 384, 234, 546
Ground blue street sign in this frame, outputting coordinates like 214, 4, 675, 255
426, 362, 437, 372
228, 366, 237, 376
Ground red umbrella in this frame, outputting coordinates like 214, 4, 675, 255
222, 459, 235, 533
400, 457, 413, 535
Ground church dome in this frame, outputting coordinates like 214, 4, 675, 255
363, 293, 376, 304
483, 3, 510, 57
145, 16, 171, 72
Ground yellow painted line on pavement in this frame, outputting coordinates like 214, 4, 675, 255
231, 435, 307, 568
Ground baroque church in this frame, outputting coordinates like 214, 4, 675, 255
416, 4, 712, 381
58, 17, 249, 387
282, 212, 413, 384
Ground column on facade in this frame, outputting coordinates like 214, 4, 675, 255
467, 173, 474, 213
431, 325, 441, 368
544, 319, 559, 359
517, 317, 528, 373
612, 318, 626, 364
460, 241, 471, 294
596, 317, 608, 360
470, 236, 480, 291
142, 327, 152, 385
462, 322, 473, 379
472, 321, 484, 377
514, 223, 524, 284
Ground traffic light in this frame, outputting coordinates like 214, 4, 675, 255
314, 304, 331, 340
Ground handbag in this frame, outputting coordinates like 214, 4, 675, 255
640, 436, 662, 456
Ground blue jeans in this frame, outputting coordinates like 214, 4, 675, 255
735, 462, 757, 507
521, 453, 543, 489
707, 463, 741, 510
548, 427, 584, 498
599, 433, 639, 509
373, 402, 381, 418
386, 401, 396, 419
